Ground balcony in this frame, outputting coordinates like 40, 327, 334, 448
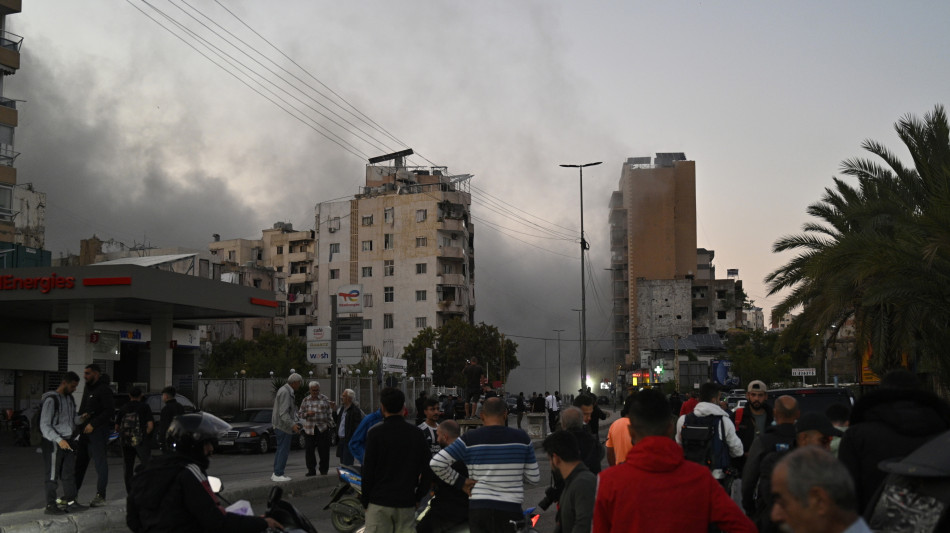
440, 218, 465, 233
287, 293, 312, 304
437, 272, 465, 286
286, 314, 313, 326
438, 245, 464, 260
287, 250, 313, 263
0, 1, 21, 15
437, 300, 467, 314
287, 272, 313, 284
0, 97, 16, 127
0, 31, 22, 75
0, 144, 18, 167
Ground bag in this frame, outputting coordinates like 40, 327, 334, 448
751, 444, 792, 527
681, 413, 731, 472
121, 408, 144, 447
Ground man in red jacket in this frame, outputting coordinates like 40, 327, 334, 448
593, 388, 755, 533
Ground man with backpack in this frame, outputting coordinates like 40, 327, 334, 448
675, 382, 744, 486
38, 371, 82, 515
115, 387, 154, 493
741, 395, 799, 521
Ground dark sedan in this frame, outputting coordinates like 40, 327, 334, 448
218, 408, 304, 454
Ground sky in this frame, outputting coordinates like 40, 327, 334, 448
8, 1, 949, 394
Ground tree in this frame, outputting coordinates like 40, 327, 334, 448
725, 330, 808, 387
202, 332, 309, 379
403, 319, 520, 387
766, 105, 950, 383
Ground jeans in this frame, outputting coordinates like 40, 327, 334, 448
122, 442, 151, 493
75, 426, 109, 497
305, 430, 330, 474
273, 429, 292, 476
42, 439, 77, 505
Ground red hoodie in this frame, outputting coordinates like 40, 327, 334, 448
593, 436, 755, 533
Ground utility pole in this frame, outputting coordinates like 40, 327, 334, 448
554, 329, 564, 393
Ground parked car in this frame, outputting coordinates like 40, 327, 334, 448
766, 387, 854, 415
597, 395, 610, 405
218, 407, 304, 454
111, 392, 199, 454
724, 394, 746, 411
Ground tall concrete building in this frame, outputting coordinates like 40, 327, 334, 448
609, 153, 696, 366
314, 157, 475, 361
0, 0, 27, 266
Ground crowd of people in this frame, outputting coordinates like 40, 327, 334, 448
35, 363, 950, 533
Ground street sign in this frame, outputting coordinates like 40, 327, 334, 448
791, 367, 817, 377
382, 356, 407, 374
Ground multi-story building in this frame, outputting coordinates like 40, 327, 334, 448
208, 222, 315, 339
771, 312, 797, 331
742, 305, 766, 331
690, 248, 742, 336
609, 153, 696, 366
314, 158, 475, 360
0, 1, 33, 267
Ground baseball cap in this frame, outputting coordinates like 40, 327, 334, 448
747, 380, 768, 393
795, 412, 844, 437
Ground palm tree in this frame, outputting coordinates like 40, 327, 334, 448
766, 105, 950, 383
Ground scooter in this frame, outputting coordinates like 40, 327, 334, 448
209, 475, 318, 533
324, 465, 364, 533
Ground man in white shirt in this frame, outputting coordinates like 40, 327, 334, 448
545, 391, 560, 434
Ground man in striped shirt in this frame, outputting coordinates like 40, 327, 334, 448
430, 397, 541, 533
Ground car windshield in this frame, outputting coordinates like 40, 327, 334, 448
231, 409, 272, 423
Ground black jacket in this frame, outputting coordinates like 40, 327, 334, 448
839, 388, 950, 512
732, 402, 774, 472
361, 415, 430, 508
741, 422, 796, 514
568, 427, 602, 474
588, 404, 608, 437
127, 454, 268, 533
334, 403, 364, 442
78, 374, 115, 432
159, 399, 186, 445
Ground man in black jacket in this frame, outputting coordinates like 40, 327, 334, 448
334, 388, 364, 466
361, 387, 430, 532
159, 386, 185, 452
741, 395, 799, 519
838, 369, 950, 512
75, 364, 115, 507
127, 413, 280, 532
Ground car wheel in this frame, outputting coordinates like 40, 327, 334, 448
258, 435, 271, 454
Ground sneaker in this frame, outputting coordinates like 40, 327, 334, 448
63, 501, 87, 513
305, 471, 316, 477
55, 498, 67, 508
89, 494, 106, 507
45, 504, 66, 515
270, 474, 291, 482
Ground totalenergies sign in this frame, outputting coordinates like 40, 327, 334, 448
336, 284, 363, 314
0, 273, 76, 294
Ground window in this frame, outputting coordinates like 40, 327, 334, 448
363, 319, 372, 330
416, 237, 427, 248
227, 250, 235, 261
384, 286, 394, 302
330, 269, 340, 279
276, 266, 283, 273
329, 243, 340, 254
288, 245, 295, 253
329, 217, 341, 231
362, 266, 373, 277
416, 290, 427, 301
0, 184, 12, 221
443, 263, 453, 274
384, 208, 394, 224
364, 294, 373, 307
416, 263, 427, 274
416, 209, 427, 222
440, 236, 453, 247
716, 290, 728, 299
362, 240, 373, 252
383, 314, 394, 329
384, 260, 394, 276
362, 215, 374, 226
717, 311, 727, 320
276, 245, 284, 254
415, 317, 427, 328
384, 234, 394, 250
252, 279, 262, 288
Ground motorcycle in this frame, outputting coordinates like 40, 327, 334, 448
324, 465, 364, 533
510, 506, 541, 533
209, 475, 318, 533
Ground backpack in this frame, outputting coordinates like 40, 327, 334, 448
32, 393, 60, 441
121, 407, 144, 447
681, 413, 731, 472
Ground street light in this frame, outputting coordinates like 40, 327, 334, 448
561, 161, 602, 392
554, 329, 564, 393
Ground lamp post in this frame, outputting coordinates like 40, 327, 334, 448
554, 329, 564, 394
561, 161, 602, 392
571, 308, 582, 389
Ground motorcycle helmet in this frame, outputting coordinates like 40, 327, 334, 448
167, 412, 230, 469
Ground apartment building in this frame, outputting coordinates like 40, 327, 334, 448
208, 222, 315, 339
314, 158, 475, 360
0, 0, 30, 267
742, 306, 766, 331
609, 153, 696, 366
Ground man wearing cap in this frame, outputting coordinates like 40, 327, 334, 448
730, 380, 773, 503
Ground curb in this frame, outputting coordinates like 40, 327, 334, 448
0, 475, 338, 533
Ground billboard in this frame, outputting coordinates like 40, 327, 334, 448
336, 284, 363, 314
711, 359, 740, 387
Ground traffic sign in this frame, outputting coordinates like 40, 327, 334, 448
791, 368, 817, 377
